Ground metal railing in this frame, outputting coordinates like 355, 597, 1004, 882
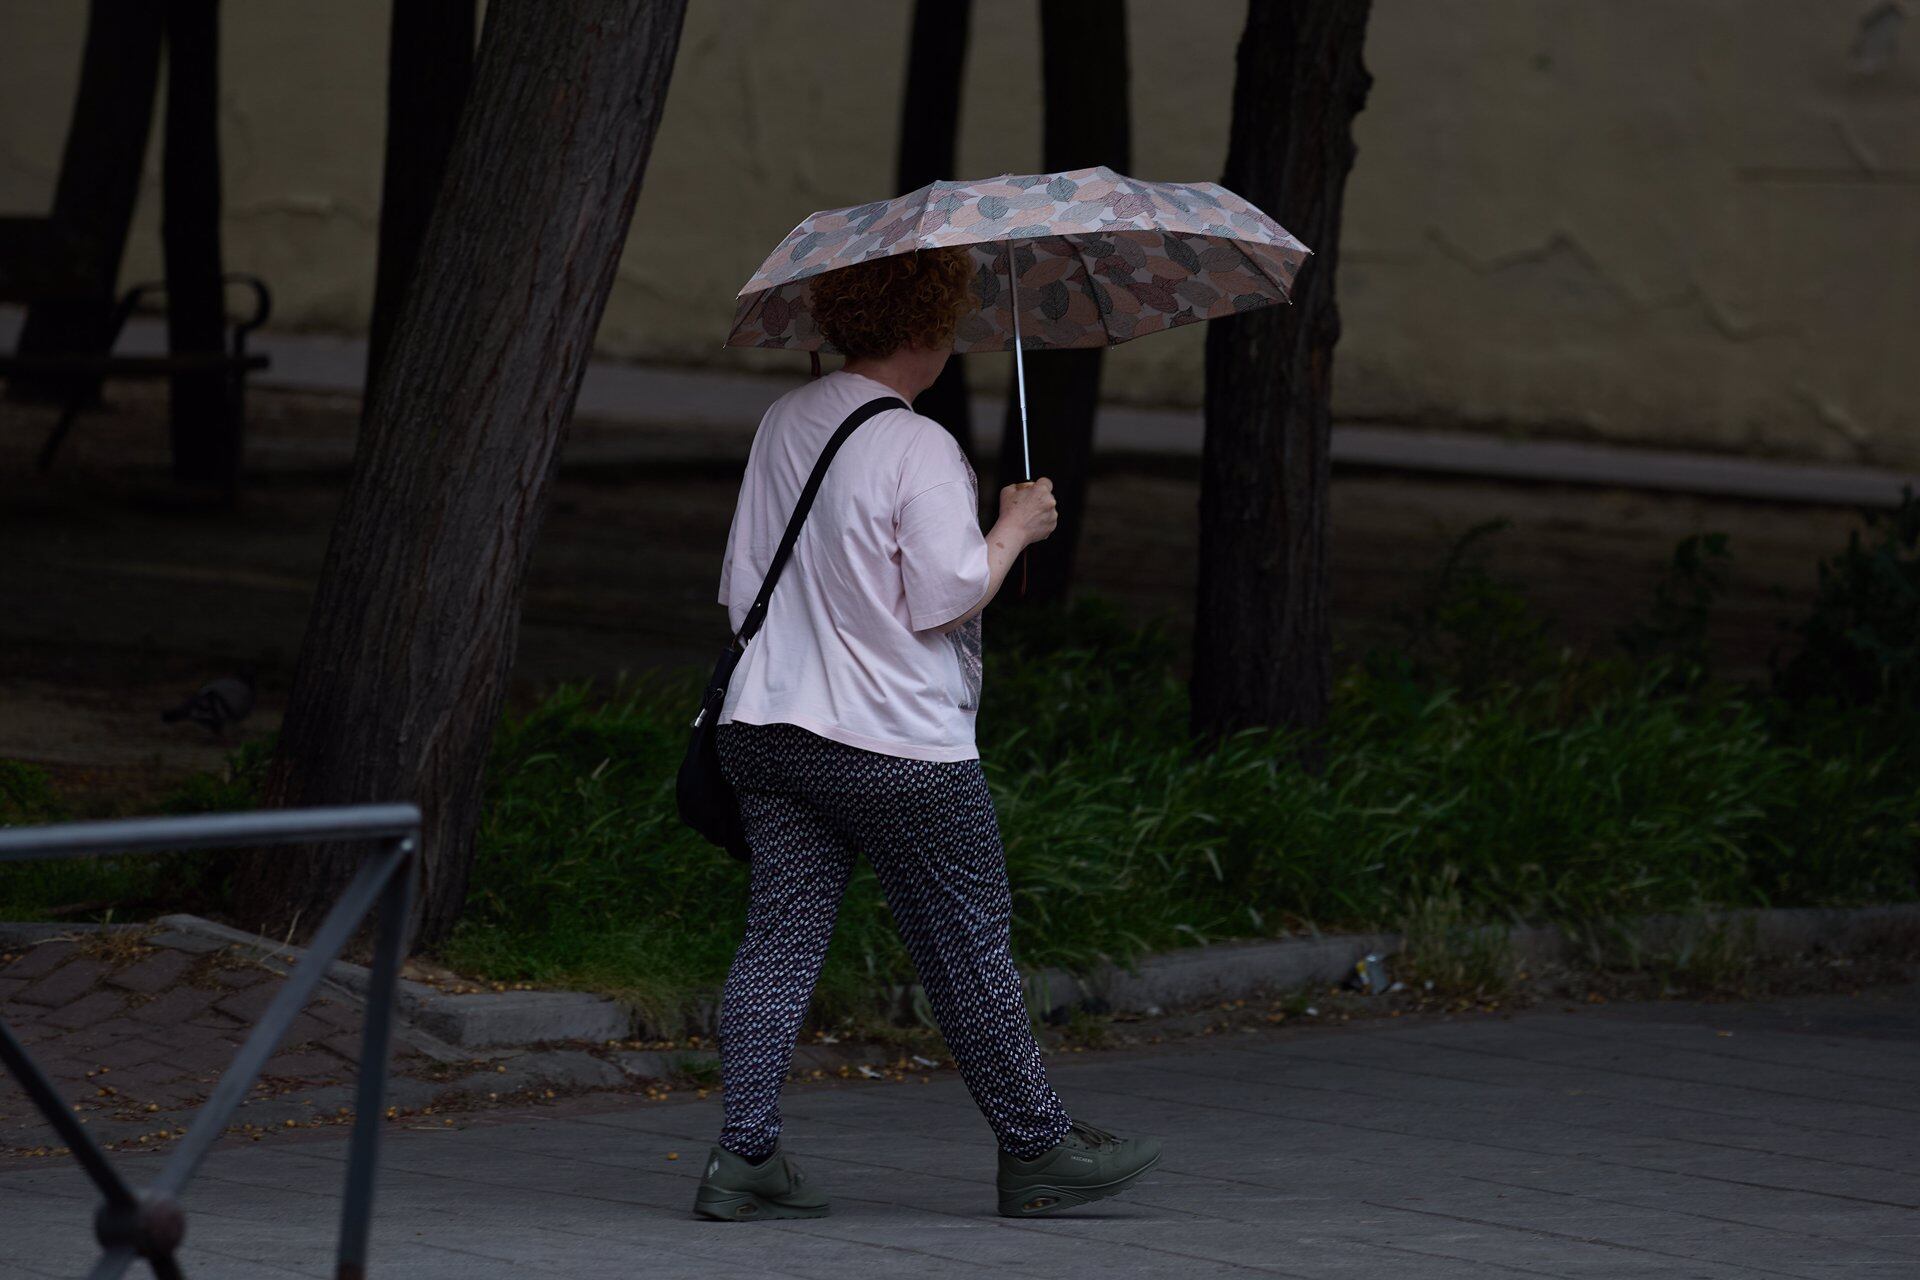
0, 805, 421, 1280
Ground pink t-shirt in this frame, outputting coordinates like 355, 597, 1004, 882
717, 370, 989, 762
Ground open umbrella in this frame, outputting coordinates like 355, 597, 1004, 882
727, 166, 1310, 479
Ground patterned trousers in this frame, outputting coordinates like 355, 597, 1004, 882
713, 721, 1072, 1160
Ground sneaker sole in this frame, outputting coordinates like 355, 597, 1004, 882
996, 1151, 1162, 1217
693, 1189, 831, 1222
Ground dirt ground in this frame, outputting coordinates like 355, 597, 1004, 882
0, 384, 1872, 804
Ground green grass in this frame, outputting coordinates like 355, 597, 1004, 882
7, 576, 1918, 1024
0, 750, 263, 925
433, 598, 1918, 1023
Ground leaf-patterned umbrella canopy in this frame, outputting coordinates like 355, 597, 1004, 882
727, 166, 1310, 355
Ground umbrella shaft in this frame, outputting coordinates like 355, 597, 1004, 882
1008, 249, 1030, 481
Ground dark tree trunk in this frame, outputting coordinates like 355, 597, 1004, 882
6, 1, 163, 404
1190, 0, 1373, 746
161, 0, 235, 494
228, 0, 689, 948
895, 0, 973, 457
366, 0, 476, 397
996, 0, 1129, 605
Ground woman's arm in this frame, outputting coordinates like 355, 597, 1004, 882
933, 478, 1058, 634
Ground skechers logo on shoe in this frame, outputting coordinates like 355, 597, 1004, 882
1071, 1155, 1094, 1164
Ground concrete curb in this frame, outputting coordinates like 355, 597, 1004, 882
11, 903, 1917, 1052
0, 922, 135, 947
1003, 905, 1919, 1023
1016, 932, 1401, 1020
147, 915, 634, 1051
1506, 904, 1920, 967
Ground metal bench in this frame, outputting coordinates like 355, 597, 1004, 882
0, 216, 272, 473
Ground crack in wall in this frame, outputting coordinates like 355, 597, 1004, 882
1830, 113, 1886, 174
1849, 1, 1908, 76
1421, 226, 1796, 345
1791, 382, 1877, 452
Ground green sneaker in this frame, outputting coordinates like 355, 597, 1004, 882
692, 1144, 831, 1221
996, 1121, 1161, 1217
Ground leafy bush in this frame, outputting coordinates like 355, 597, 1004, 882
1776, 488, 1920, 715
1381, 519, 1554, 694
1618, 532, 1732, 684
0, 760, 64, 825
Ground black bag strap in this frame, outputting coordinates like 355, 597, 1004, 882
733, 394, 906, 648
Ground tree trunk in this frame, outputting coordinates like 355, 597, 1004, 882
229, 0, 689, 948
895, 0, 973, 457
366, 0, 476, 397
161, 0, 235, 495
1190, 0, 1373, 746
6, 0, 163, 405
996, 0, 1129, 605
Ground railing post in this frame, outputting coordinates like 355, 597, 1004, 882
336, 833, 417, 1280
0, 804, 423, 1279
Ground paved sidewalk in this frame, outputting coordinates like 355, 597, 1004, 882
4, 983, 1916, 1278
7, 307, 1913, 505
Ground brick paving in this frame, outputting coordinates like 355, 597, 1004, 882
0, 935, 416, 1157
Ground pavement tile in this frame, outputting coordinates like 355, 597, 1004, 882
159, 1039, 251, 1076
280, 1012, 340, 1047
88, 1016, 160, 1041
184, 1015, 249, 1034
0, 1005, 45, 1030
303, 998, 364, 1033
260, 1051, 352, 1083
211, 966, 269, 989
151, 1020, 231, 1049
29, 1024, 122, 1056
0, 942, 78, 979
321, 1032, 363, 1065
12, 958, 107, 1008
40, 990, 128, 1031
129, 986, 219, 1026
106, 949, 197, 994
103, 1059, 180, 1090
89, 1038, 172, 1071
213, 980, 283, 1024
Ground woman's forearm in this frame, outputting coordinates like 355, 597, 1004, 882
934, 519, 1025, 634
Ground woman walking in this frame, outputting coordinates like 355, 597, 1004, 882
693, 247, 1159, 1221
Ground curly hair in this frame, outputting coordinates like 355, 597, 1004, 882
808, 247, 974, 358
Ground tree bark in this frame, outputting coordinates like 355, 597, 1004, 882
366, 0, 476, 397
6, 0, 163, 405
161, 0, 235, 494
229, 0, 689, 948
1190, 0, 1373, 745
895, 0, 973, 457
996, 0, 1129, 605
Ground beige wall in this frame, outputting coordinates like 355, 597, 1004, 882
3, 1, 1915, 466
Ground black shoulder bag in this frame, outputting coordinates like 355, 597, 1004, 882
676, 395, 906, 861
